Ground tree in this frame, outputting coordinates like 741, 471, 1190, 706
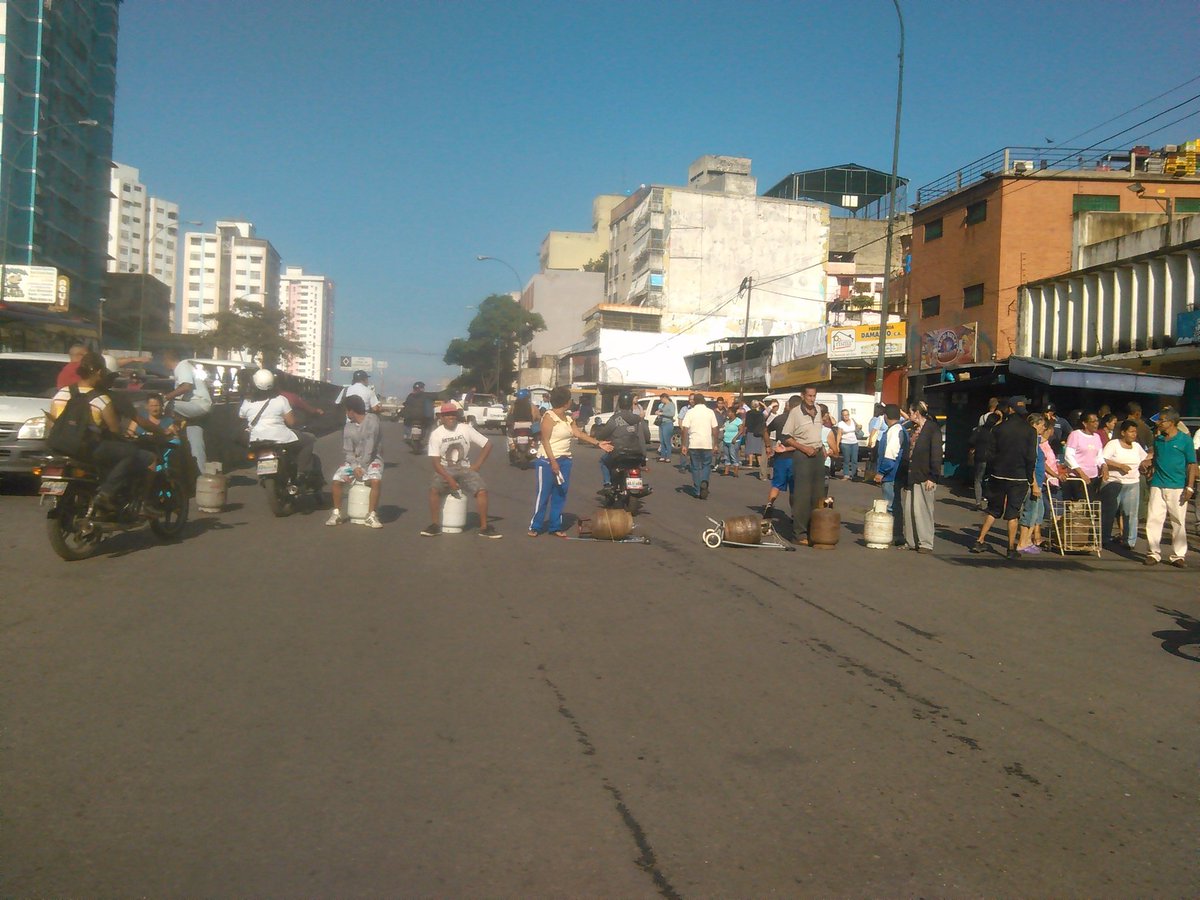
582, 251, 608, 274
444, 294, 545, 396
202, 298, 304, 367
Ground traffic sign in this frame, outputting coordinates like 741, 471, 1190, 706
376, 360, 388, 370
351, 356, 373, 369
339, 356, 352, 368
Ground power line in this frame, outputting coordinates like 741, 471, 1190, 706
1050, 73, 1200, 148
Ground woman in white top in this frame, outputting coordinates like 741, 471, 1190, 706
529, 385, 612, 537
239, 369, 316, 480
1100, 419, 1148, 549
835, 408, 860, 480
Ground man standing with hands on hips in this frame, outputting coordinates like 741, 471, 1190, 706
781, 384, 826, 545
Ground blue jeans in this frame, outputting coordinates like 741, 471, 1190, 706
1104, 481, 1140, 548
841, 442, 859, 479
722, 441, 739, 468
658, 422, 674, 460
171, 397, 210, 472
530, 456, 571, 533
687, 449, 713, 494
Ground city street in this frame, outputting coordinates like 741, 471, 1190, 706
2, 422, 1196, 896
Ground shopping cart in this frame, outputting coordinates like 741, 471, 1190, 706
1049, 477, 1102, 557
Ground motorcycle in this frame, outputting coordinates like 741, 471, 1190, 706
507, 421, 537, 469
404, 417, 428, 454
250, 439, 325, 517
39, 436, 190, 561
597, 450, 652, 516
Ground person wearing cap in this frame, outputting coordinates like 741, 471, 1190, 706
971, 397, 1037, 559
1139, 407, 1196, 567
337, 369, 381, 414
326, 394, 384, 528
421, 402, 501, 538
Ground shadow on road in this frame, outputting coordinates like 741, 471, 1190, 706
1153, 607, 1200, 662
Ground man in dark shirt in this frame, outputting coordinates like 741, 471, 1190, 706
971, 397, 1037, 559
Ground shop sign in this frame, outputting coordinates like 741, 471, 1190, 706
920, 323, 977, 370
769, 355, 831, 389
827, 322, 906, 360
2, 265, 60, 306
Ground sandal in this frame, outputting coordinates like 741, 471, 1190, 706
551, 531, 569, 539
527, 530, 541, 538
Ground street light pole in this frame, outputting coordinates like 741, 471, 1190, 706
738, 276, 753, 401
872, 0, 904, 404
0, 118, 98, 304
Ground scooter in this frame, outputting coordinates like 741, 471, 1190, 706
250, 439, 324, 517
38, 436, 190, 561
597, 450, 652, 516
507, 421, 537, 469
404, 417, 428, 454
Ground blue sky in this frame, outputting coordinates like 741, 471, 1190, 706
113, 0, 1200, 392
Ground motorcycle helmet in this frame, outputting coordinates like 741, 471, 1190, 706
516, 389, 530, 399
413, 381, 425, 390
617, 391, 634, 410
252, 368, 275, 391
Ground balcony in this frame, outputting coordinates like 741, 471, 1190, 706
915, 146, 1130, 207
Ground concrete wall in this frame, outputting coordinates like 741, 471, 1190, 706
524, 270, 605, 360
829, 215, 911, 273
539, 194, 624, 271
1079, 213, 1200, 267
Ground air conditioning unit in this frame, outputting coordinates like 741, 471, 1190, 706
1011, 160, 1035, 175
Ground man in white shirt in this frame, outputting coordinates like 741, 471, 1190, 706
421, 401, 500, 538
680, 393, 720, 499
338, 370, 382, 414
161, 348, 212, 472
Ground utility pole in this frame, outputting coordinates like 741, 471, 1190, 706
738, 276, 753, 400
873, 0, 904, 404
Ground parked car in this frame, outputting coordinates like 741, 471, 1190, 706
459, 393, 506, 431
0, 352, 118, 481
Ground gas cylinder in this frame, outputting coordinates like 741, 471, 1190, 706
441, 490, 468, 533
809, 497, 841, 550
195, 466, 227, 513
723, 515, 763, 545
591, 507, 633, 541
864, 498, 894, 549
347, 480, 372, 523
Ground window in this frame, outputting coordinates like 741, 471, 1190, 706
925, 218, 943, 241
1176, 198, 1200, 213
921, 295, 941, 318
965, 200, 987, 225
963, 283, 984, 308
1073, 194, 1119, 213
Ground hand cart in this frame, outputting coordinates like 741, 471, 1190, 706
701, 516, 795, 551
1049, 477, 1102, 557
568, 516, 651, 544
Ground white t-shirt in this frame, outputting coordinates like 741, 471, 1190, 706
174, 360, 211, 406
680, 404, 719, 450
340, 382, 379, 410
1102, 439, 1147, 485
836, 419, 859, 445
427, 422, 488, 467
239, 395, 297, 444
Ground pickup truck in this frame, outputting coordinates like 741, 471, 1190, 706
459, 393, 506, 431
378, 396, 403, 421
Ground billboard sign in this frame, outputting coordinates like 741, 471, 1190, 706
350, 356, 373, 369
2, 265, 60, 305
827, 322, 906, 360
920, 323, 978, 370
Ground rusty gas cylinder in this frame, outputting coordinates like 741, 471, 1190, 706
591, 508, 633, 541
809, 498, 841, 550
723, 515, 763, 545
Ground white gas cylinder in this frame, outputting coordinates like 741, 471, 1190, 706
864, 498, 894, 549
347, 480, 372, 523
442, 490, 468, 533
195, 471, 227, 513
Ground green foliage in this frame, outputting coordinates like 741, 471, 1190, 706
444, 294, 545, 395
202, 299, 304, 367
582, 251, 608, 273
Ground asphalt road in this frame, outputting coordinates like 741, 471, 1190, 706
2, 422, 1196, 896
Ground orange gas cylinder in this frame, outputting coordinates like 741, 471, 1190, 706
591, 508, 633, 541
809, 499, 841, 550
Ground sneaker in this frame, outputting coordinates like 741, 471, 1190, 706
1143, 555, 1159, 566
363, 512, 383, 529
699, 480, 709, 500
1006, 548, 1019, 560
325, 510, 346, 527
969, 542, 987, 554
420, 523, 441, 536
478, 525, 502, 539
1019, 544, 1042, 555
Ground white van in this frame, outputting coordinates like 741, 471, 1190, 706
589, 393, 691, 448
762, 391, 877, 432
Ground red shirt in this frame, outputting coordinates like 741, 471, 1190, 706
56, 361, 81, 388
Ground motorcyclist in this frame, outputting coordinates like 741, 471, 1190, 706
595, 391, 651, 487
401, 380, 434, 441
239, 369, 317, 483
506, 389, 537, 463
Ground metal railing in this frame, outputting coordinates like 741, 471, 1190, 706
914, 146, 1130, 207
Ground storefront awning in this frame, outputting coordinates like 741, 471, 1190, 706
1008, 356, 1185, 396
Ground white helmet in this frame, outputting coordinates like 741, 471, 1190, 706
252, 368, 275, 391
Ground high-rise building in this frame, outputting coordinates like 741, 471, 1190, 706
180, 221, 281, 344
0, 0, 119, 320
278, 265, 334, 382
107, 163, 183, 329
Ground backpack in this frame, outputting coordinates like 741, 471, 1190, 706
47, 386, 101, 458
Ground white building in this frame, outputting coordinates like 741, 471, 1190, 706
589, 155, 828, 391
279, 265, 334, 382
180, 221, 281, 344
107, 163, 183, 329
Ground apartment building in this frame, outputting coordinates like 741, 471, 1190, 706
0, 0, 119, 320
539, 195, 625, 272
180, 221, 281, 340
107, 163, 183, 329
278, 266, 334, 382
